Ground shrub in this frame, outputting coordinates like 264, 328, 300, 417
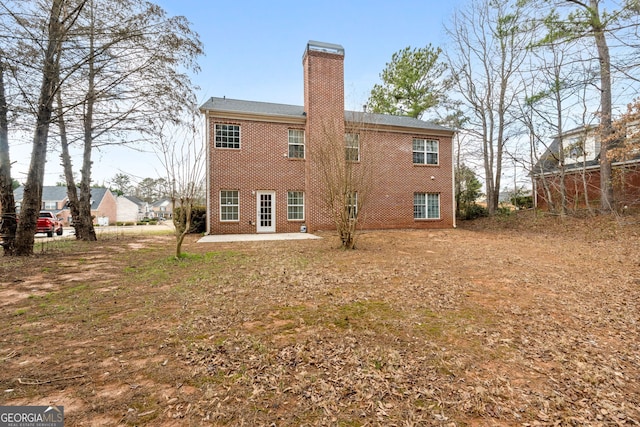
497, 203, 513, 217
459, 203, 488, 220
174, 205, 206, 233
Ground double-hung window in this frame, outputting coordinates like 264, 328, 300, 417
345, 133, 360, 161
288, 129, 305, 159
220, 190, 239, 221
413, 138, 438, 165
215, 124, 240, 149
287, 191, 304, 220
414, 193, 440, 219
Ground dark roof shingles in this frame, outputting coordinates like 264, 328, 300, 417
200, 97, 453, 132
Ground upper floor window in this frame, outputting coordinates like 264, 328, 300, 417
345, 133, 360, 161
413, 138, 438, 165
43, 201, 57, 210
215, 124, 240, 149
288, 129, 305, 159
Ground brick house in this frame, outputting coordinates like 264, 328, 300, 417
532, 126, 640, 211
13, 186, 117, 225
200, 41, 455, 235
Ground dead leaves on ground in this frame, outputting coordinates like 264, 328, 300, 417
2, 217, 640, 425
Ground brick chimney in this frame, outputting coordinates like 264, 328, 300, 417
303, 41, 345, 133
302, 41, 346, 231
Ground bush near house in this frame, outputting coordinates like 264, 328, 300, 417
174, 205, 206, 233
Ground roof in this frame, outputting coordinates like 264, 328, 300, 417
151, 198, 171, 208
89, 188, 109, 209
14, 186, 69, 202
200, 97, 454, 133
344, 110, 452, 132
200, 97, 305, 119
122, 195, 147, 206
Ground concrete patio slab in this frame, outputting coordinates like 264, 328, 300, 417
198, 233, 322, 243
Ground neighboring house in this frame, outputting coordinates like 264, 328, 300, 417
90, 188, 117, 225
200, 41, 455, 235
14, 186, 70, 224
150, 198, 172, 219
532, 126, 640, 210
116, 195, 147, 223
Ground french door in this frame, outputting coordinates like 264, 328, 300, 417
256, 191, 276, 233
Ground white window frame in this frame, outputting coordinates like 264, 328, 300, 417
220, 190, 239, 221
287, 191, 305, 221
288, 129, 305, 159
347, 192, 358, 219
414, 192, 440, 219
43, 201, 57, 210
215, 124, 241, 149
345, 133, 360, 162
413, 138, 439, 165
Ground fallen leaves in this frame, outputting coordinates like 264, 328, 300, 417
2, 215, 640, 425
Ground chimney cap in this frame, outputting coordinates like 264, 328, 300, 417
307, 40, 344, 56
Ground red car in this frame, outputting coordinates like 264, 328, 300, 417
37, 211, 63, 237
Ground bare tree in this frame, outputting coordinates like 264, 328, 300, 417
445, 0, 530, 215
0, 59, 17, 255
55, 0, 202, 241
11, 0, 86, 256
309, 115, 379, 249
156, 120, 205, 259
533, 0, 640, 212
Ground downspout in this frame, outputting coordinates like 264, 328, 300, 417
452, 131, 457, 228
204, 110, 211, 235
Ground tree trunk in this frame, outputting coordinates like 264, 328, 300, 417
590, 0, 614, 212
77, 3, 97, 241
174, 198, 190, 258
0, 63, 17, 255
15, 0, 65, 256
57, 91, 82, 238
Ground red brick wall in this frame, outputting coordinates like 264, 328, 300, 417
207, 118, 454, 233
94, 190, 118, 225
534, 163, 640, 211
356, 129, 454, 230
209, 119, 307, 234
206, 43, 454, 234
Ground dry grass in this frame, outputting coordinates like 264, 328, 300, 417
1, 212, 639, 426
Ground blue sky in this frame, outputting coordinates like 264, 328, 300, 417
27, 0, 465, 186
159, 0, 463, 109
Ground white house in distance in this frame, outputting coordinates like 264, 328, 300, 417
116, 195, 148, 223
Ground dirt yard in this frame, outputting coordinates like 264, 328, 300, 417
1, 213, 639, 426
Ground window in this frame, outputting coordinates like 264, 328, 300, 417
215, 124, 240, 149
287, 191, 304, 220
43, 201, 57, 210
414, 193, 440, 219
345, 133, 360, 161
413, 138, 438, 165
220, 190, 239, 221
347, 192, 358, 219
288, 129, 305, 159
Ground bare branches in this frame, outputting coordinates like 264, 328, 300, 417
310, 116, 381, 249
156, 116, 206, 258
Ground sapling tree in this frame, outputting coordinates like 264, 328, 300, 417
156, 120, 205, 259
310, 115, 380, 249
